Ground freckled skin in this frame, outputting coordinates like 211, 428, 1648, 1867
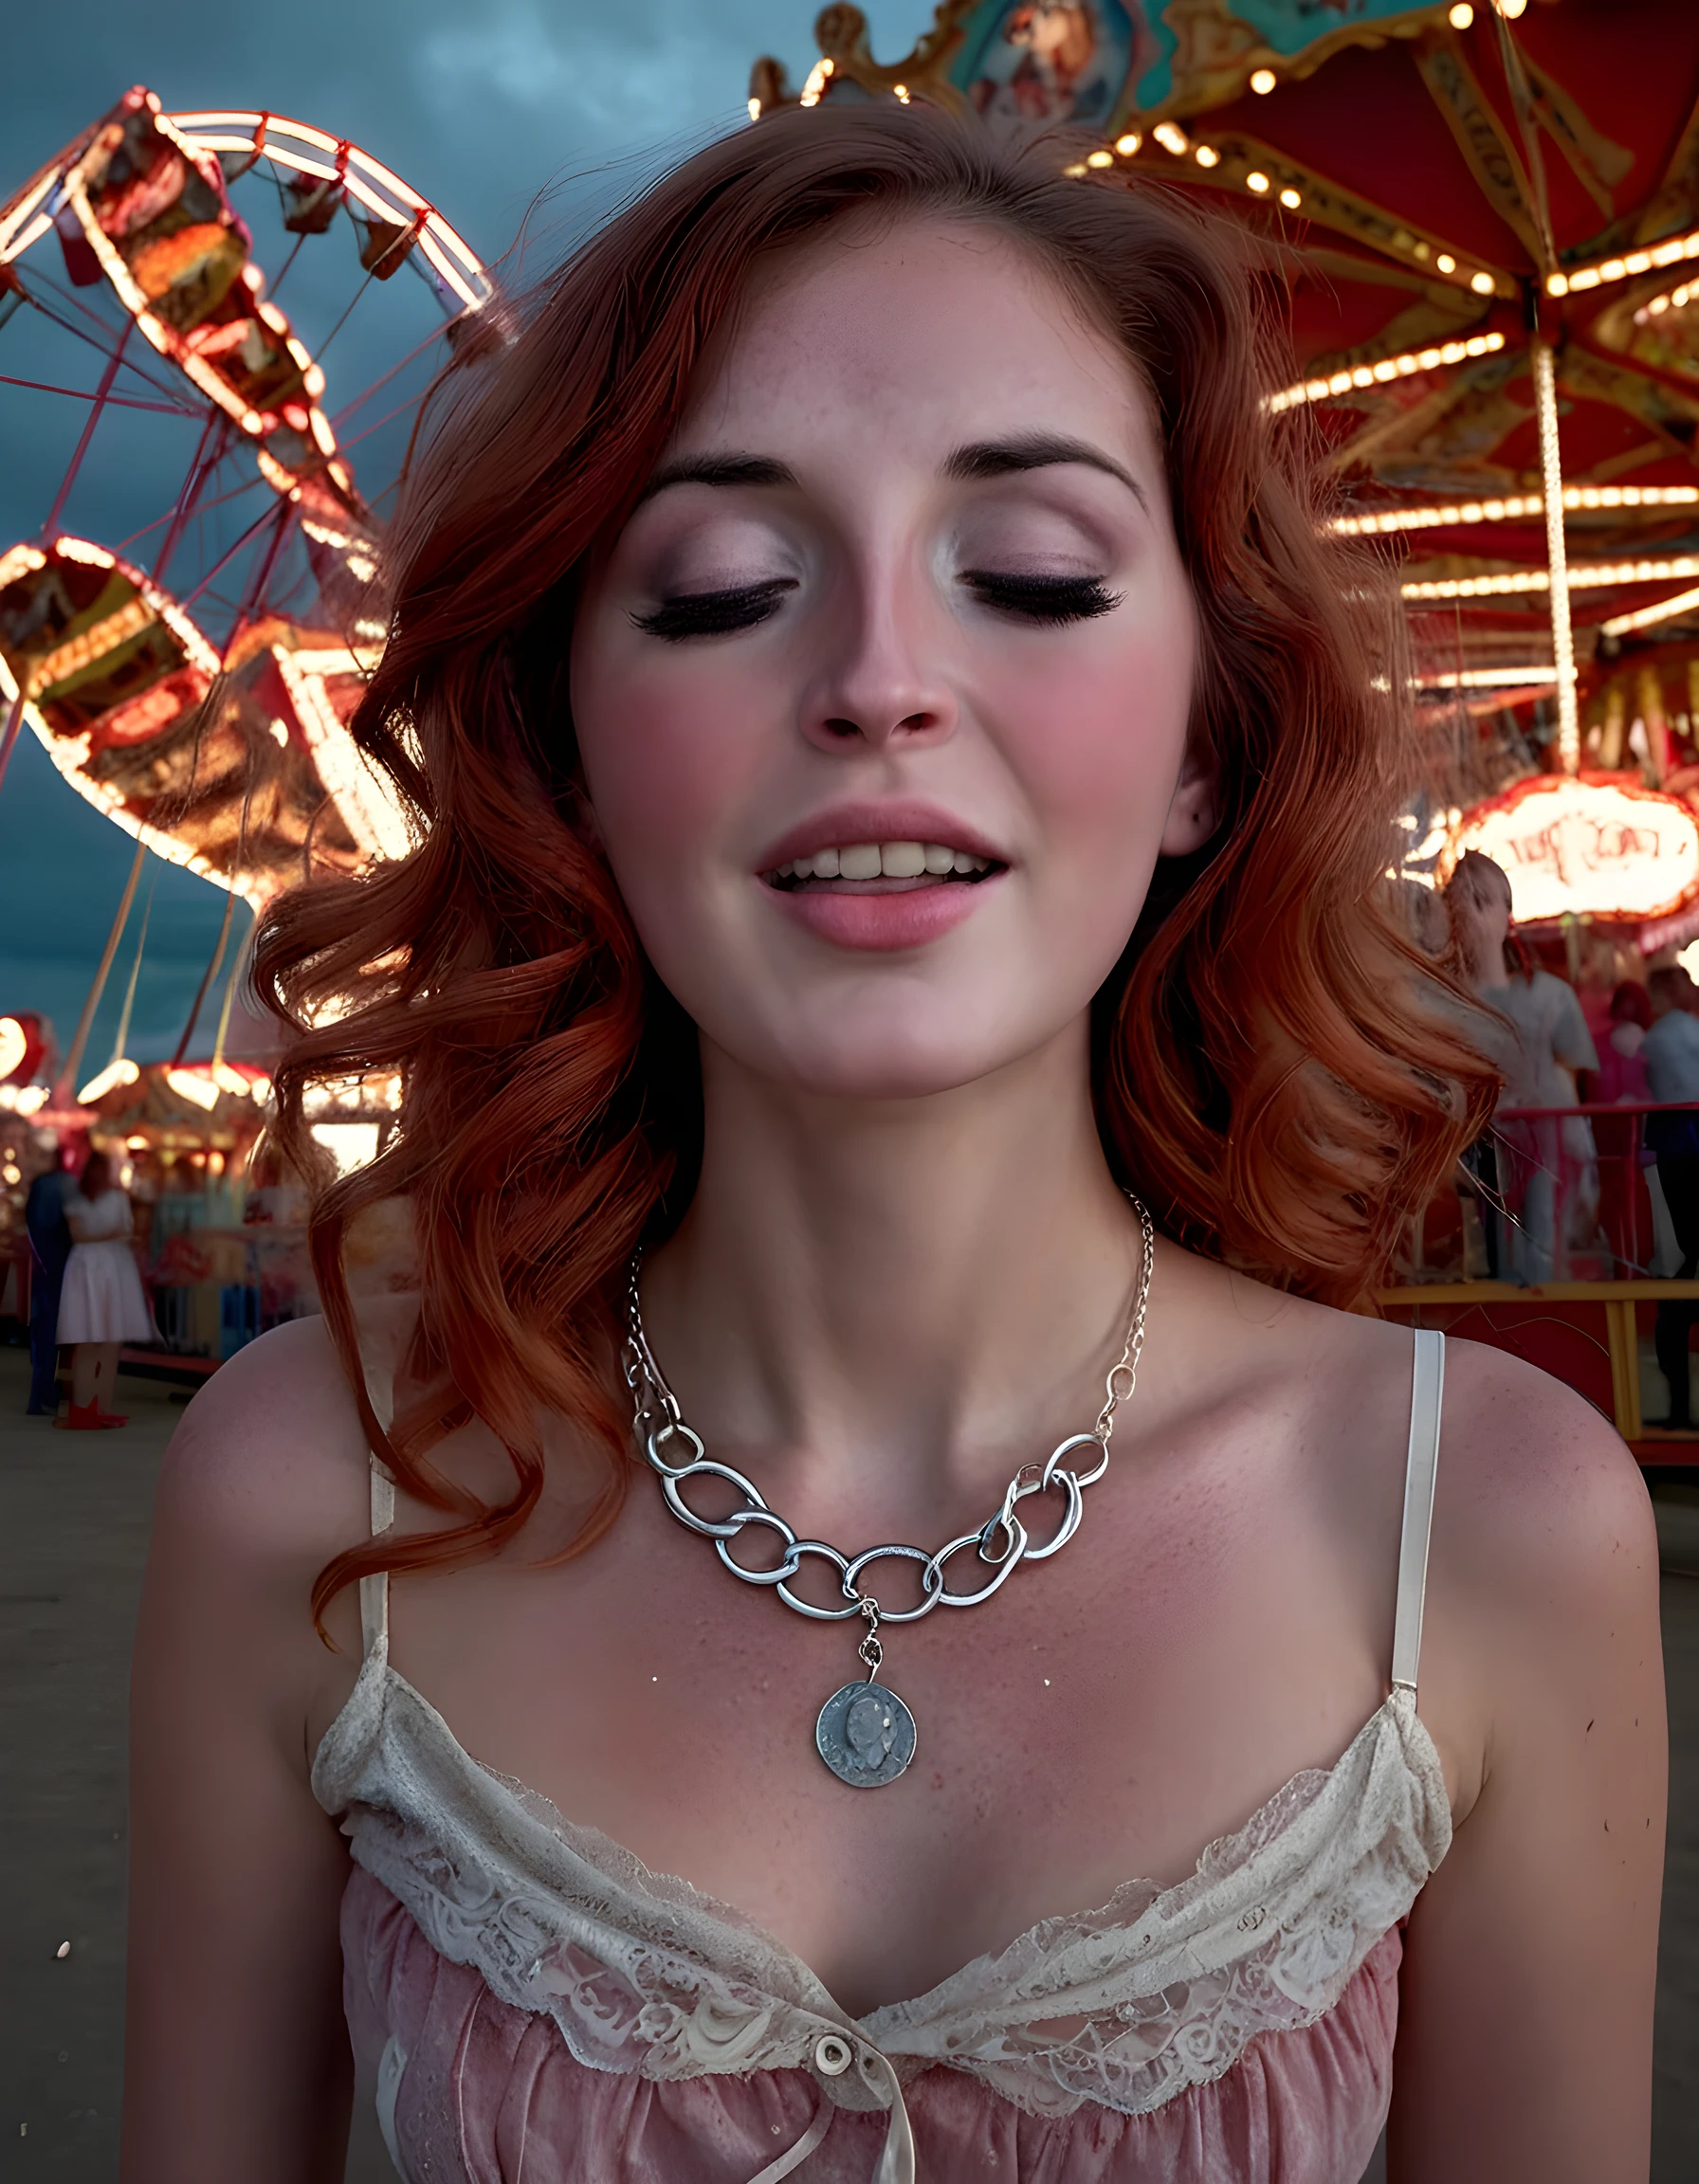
125, 222, 1665, 2182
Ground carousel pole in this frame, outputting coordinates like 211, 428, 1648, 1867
210, 903, 257, 1070
1492, 9, 1577, 775
169, 883, 236, 1069
52, 835, 146, 1105
1531, 337, 1580, 774
107, 876, 154, 1065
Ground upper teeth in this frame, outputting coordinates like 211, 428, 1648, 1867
775, 841, 990, 881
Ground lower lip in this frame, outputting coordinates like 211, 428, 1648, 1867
766, 874, 1001, 952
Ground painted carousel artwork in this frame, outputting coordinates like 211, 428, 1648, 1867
954, 2, 1144, 129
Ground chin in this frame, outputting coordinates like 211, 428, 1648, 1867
743, 1006, 1045, 1104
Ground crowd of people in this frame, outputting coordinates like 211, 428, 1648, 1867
1440, 848, 1699, 1420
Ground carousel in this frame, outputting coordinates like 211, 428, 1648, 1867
755, 0, 1699, 1457
0, 88, 485, 1371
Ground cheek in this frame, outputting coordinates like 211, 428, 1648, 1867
984, 615, 1195, 877
574, 646, 764, 897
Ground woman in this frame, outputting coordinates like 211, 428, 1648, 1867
1596, 979, 1653, 1107
1445, 850, 1600, 1283
123, 111, 1664, 2183
57, 1148, 152, 1429
1594, 981, 1655, 1278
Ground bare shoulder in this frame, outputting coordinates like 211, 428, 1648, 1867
1428, 1336, 1658, 1612
147, 1317, 378, 1684
1160, 1244, 1434, 1453
1170, 1249, 1656, 1641
1190, 1248, 1653, 1573
1401, 1335, 1663, 1840
157, 1316, 371, 1561
1384, 1345, 1664, 2175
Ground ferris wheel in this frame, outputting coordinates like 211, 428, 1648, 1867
0, 85, 495, 905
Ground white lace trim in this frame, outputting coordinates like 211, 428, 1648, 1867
312, 1651, 1449, 2122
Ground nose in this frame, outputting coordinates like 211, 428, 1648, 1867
799, 564, 958, 754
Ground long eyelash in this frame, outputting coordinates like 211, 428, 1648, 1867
961, 572, 1123, 625
632, 578, 796, 641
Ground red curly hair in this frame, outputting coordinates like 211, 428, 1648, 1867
253, 104, 1497, 1623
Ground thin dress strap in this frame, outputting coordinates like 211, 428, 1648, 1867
1391, 1328, 1445, 1700
359, 1458, 395, 1661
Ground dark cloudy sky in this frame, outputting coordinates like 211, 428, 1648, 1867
0, 0, 923, 1069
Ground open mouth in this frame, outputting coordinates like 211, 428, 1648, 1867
764, 841, 1003, 890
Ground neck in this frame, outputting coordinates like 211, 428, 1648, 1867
639, 1018, 1143, 1527
1471, 938, 1512, 989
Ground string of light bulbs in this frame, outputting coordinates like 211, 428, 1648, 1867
1270, 334, 1506, 412
1331, 485, 1699, 537
1401, 555, 1699, 602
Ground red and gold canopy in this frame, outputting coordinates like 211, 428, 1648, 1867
758, 3, 1699, 771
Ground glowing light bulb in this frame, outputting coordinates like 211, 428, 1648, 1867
1250, 68, 1276, 95
1194, 144, 1220, 168
1153, 122, 1189, 156
1436, 253, 1456, 273
1470, 270, 1495, 295
1495, 0, 1527, 18
1279, 188, 1302, 210
1449, 3, 1473, 26
1115, 133, 1142, 155
1246, 171, 1270, 194
1087, 149, 1113, 168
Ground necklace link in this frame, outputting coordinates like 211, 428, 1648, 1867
627, 1198, 1154, 1789
624, 1195, 1153, 1624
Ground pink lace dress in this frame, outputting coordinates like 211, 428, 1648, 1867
313, 1333, 1451, 2183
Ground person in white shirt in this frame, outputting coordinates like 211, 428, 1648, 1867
1445, 851, 1599, 1283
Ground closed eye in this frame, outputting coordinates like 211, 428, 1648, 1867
632, 578, 797, 641
960, 571, 1123, 625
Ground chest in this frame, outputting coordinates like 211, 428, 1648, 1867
362, 1423, 1395, 2015
73, 1191, 127, 1239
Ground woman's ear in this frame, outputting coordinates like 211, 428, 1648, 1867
1159, 738, 1219, 858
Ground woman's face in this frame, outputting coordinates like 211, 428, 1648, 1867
1450, 861, 1512, 974
571, 217, 1206, 1102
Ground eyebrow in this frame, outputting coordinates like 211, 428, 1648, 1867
942, 434, 1147, 508
638, 453, 797, 501
637, 434, 1147, 508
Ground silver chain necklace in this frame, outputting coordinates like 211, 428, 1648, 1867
622, 1199, 1155, 1789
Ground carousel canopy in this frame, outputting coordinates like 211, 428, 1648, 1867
757, 3, 1699, 758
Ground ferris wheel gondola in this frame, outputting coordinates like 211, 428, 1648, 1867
0, 85, 495, 905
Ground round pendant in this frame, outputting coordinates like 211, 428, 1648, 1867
815, 1680, 917, 1789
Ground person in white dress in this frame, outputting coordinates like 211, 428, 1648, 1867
57, 1149, 154, 1429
